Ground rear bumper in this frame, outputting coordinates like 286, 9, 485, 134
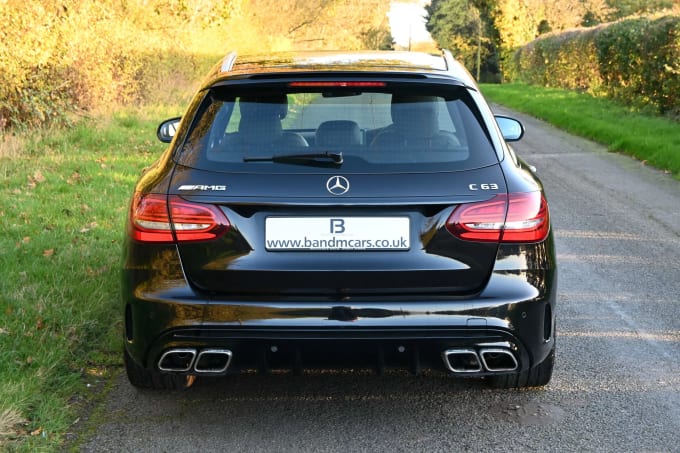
123, 250, 557, 376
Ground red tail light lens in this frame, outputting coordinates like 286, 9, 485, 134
288, 81, 386, 87
446, 192, 550, 243
129, 194, 230, 243
502, 192, 550, 242
446, 195, 507, 242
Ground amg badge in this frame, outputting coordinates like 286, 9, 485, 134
178, 185, 227, 191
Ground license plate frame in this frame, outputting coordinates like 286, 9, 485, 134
265, 217, 410, 251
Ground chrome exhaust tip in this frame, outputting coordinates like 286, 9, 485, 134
158, 348, 197, 372
194, 349, 233, 374
442, 348, 483, 373
479, 348, 518, 372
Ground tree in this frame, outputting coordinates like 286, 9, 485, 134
240, 0, 392, 50
423, 0, 678, 84
426, 0, 488, 79
483, 0, 618, 75
360, 27, 395, 50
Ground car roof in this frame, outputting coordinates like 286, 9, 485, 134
203, 50, 477, 89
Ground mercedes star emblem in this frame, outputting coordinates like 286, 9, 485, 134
326, 176, 350, 195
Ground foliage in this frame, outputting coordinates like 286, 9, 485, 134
240, 0, 392, 50
426, 0, 488, 79
0, 1, 213, 131
482, 83, 680, 178
424, 0, 678, 116
361, 27, 396, 51
607, 0, 676, 18
596, 16, 680, 115
509, 15, 680, 117
425, 0, 676, 80
0, 0, 392, 132
0, 107, 172, 450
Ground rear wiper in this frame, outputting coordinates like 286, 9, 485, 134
243, 151, 343, 165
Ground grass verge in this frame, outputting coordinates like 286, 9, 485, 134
480, 83, 680, 179
0, 106, 180, 451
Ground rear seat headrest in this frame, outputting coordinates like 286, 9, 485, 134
315, 120, 362, 147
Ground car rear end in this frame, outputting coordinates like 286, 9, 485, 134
122, 52, 556, 389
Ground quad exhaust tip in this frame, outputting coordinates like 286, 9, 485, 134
158, 348, 197, 372
479, 348, 518, 372
158, 348, 233, 375
442, 347, 518, 374
442, 348, 482, 373
195, 349, 233, 374
157, 346, 517, 375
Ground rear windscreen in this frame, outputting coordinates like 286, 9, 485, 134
177, 83, 499, 173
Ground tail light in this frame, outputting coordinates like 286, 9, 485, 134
446, 192, 549, 243
129, 193, 230, 243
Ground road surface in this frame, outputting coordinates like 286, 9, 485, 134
78, 107, 680, 452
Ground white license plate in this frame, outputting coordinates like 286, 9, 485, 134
265, 217, 410, 251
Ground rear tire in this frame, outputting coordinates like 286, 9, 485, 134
485, 344, 555, 389
124, 348, 196, 390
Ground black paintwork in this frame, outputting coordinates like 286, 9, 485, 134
122, 50, 556, 382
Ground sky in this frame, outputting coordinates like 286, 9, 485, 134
388, 0, 433, 47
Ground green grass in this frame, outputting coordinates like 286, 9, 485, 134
0, 106, 180, 451
480, 83, 680, 179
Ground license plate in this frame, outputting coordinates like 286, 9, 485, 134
265, 217, 410, 251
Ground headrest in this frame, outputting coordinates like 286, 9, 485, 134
390, 95, 439, 137
239, 95, 288, 119
316, 120, 361, 147
237, 95, 287, 143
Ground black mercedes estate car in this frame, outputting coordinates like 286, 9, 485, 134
122, 50, 556, 389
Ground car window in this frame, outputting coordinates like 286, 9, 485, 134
177, 84, 499, 173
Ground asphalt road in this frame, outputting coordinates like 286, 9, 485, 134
78, 108, 680, 452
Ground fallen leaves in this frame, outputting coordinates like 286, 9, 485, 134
27, 170, 46, 190
95, 156, 108, 169
86, 265, 110, 276
66, 171, 82, 185
79, 221, 98, 234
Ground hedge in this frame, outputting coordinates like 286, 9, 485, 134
0, 2, 215, 132
0, 48, 211, 131
508, 15, 680, 117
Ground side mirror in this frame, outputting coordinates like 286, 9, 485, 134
157, 117, 181, 143
495, 115, 524, 142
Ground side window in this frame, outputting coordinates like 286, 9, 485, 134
183, 100, 232, 156
225, 101, 240, 133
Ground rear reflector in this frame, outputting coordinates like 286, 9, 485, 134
129, 193, 229, 243
446, 192, 549, 243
